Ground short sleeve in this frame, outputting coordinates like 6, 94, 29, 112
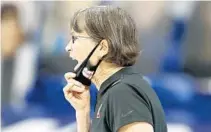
106, 83, 153, 132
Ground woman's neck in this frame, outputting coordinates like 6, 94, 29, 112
91, 61, 123, 90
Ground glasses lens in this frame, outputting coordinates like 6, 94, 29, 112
72, 36, 75, 43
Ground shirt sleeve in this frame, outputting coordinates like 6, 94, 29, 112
106, 83, 153, 132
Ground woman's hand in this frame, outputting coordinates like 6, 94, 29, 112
63, 72, 90, 111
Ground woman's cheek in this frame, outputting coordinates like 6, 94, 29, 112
74, 45, 88, 62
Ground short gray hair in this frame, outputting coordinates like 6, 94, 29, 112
70, 6, 139, 66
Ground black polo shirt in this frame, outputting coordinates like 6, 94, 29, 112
90, 67, 167, 132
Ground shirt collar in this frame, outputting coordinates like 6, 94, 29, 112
97, 66, 138, 99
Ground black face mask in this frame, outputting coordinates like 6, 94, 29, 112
73, 43, 102, 86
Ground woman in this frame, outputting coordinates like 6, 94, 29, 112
63, 6, 167, 132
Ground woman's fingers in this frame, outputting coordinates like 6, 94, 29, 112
67, 78, 83, 87
63, 82, 85, 92
63, 72, 89, 109
64, 72, 85, 91
63, 85, 83, 105
64, 72, 76, 81
63, 91, 73, 103
71, 84, 85, 93
63, 85, 73, 97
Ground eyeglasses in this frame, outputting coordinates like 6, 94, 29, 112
71, 35, 91, 44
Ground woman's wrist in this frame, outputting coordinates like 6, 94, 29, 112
76, 108, 90, 117
76, 108, 91, 132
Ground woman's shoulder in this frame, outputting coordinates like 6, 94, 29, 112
107, 73, 154, 99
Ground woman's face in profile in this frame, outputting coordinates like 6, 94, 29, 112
66, 29, 97, 70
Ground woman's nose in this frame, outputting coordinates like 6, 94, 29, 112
65, 43, 72, 52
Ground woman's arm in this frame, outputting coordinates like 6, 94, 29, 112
118, 122, 154, 132
76, 109, 91, 132
63, 72, 91, 132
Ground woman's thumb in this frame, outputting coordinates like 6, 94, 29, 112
64, 72, 76, 80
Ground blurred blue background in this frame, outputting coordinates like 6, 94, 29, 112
1, 1, 211, 132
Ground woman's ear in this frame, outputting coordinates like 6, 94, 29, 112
99, 39, 109, 57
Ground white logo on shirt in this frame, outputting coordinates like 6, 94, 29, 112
121, 110, 134, 117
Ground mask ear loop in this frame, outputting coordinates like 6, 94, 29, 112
88, 56, 104, 79
86, 40, 106, 78
73, 40, 102, 86
74, 42, 100, 73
